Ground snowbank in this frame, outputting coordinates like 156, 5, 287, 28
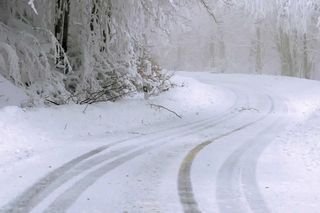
181, 72, 320, 120
258, 109, 320, 213
0, 74, 232, 167
0, 75, 28, 108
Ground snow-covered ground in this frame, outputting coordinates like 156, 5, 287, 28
0, 75, 29, 108
1, 72, 320, 213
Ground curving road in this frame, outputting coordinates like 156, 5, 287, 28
0, 73, 293, 213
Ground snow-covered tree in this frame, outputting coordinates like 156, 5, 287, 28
0, 0, 187, 104
163, 0, 320, 79
2, 0, 320, 106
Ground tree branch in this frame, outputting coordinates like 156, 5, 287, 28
149, 103, 182, 119
199, 0, 218, 23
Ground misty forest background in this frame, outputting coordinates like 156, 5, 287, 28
0, 0, 320, 105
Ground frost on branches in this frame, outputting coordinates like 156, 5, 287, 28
163, 0, 320, 79
2, 0, 319, 105
215, 0, 320, 79
0, 0, 181, 105
28, 0, 38, 14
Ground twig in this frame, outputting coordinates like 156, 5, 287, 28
238, 107, 260, 112
199, 0, 218, 23
149, 103, 182, 119
82, 90, 136, 113
46, 99, 60, 105
64, 123, 68, 130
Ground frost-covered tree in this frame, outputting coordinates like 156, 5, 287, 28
0, 0, 187, 104
2, 0, 320, 105
163, 0, 320, 79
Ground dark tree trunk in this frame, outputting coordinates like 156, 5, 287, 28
54, 0, 70, 52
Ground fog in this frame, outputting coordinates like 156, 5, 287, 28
0, 0, 320, 103
153, 0, 320, 80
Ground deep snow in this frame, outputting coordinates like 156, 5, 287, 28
1, 72, 320, 212
0, 75, 28, 108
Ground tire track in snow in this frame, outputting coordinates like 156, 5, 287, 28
38, 86, 249, 212
238, 118, 288, 213
0, 85, 244, 213
43, 145, 157, 213
0, 145, 136, 213
238, 97, 289, 213
41, 103, 248, 213
216, 94, 282, 213
0, 145, 110, 213
178, 93, 274, 213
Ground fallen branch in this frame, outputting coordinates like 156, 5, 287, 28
45, 99, 60, 105
82, 90, 136, 113
149, 103, 182, 119
199, 0, 218, 23
238, 107, 260, 112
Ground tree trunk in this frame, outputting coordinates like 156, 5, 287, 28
54, 0, 70, 52
277, 28, 293, 76
255, 25, 262, 74
303, 33, 312, 79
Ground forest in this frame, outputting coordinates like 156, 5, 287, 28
0, 0, 320, 104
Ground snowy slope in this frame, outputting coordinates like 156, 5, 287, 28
1, 72, 320, 213
0, 75, 28, 108
0, 75, 232, 168
258, 110, 320, 213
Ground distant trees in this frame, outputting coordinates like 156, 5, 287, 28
238, 1, 319, 78
164, 0, 320, 79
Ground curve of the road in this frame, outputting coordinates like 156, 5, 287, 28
0, 78, 291, 213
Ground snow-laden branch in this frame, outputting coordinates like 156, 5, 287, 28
28, 0, 38, 14
199, 0, 218, 23
215, 0, 320, 32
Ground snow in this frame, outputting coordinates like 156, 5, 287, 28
0, 75, 29, 108
258, 111, 320, 213
0, 74, 230, 169
28, 0, 38, 14
1, 72, 320, 212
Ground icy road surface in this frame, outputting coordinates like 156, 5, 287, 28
1, 72, 320, 213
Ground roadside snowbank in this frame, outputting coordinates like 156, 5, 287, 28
0, 75, 28, 108
181, 72, 320, 120
0, 75, 232, 167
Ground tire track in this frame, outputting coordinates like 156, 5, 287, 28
0, 85, 244, 213
43, 145, 156, 213
237, 119, 288, 213
0, 145, 110, 213
215, 95, 281, 213
45, 100, 250, 213
216, 92, 289, 213
38, 87, 250, 212
41, 106, 246, 213
0, 145, 136, 213
239, 98, 289, 213
178, 93, 274, 213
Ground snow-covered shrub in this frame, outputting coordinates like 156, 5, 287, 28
136, 47, 172, 96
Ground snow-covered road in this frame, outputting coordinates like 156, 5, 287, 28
1, 72, 320, 213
